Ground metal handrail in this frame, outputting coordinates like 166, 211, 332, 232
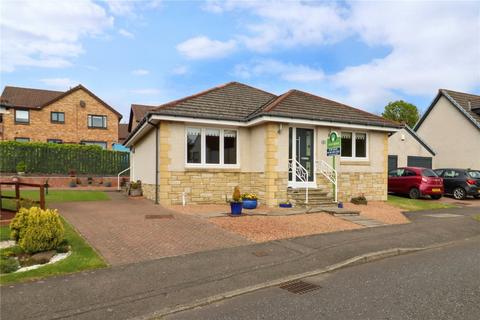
288, 158, 309, 204
117, 167, 130, 191
317, 160, 338, 202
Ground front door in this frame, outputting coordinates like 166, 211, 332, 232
289, 127, 315, 187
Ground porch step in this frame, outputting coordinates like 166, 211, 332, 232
288, 188, 334, 208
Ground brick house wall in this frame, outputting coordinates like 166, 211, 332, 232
2, 88, 120, 149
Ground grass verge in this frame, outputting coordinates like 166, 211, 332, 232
0, 217, 107, 285
387, 195, 456, 211
1, 190, 109, 211
0, 225, 10, 241
473, 214, 480, 222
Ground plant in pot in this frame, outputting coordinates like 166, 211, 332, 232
16, 161, 26, 175
241, 193, 258, 209
229, 186, 243, 216
129, 181, 142, 197
279, 200, 292, 208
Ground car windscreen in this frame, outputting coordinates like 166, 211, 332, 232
422, 169, 437, 177
467, 170, 480, 179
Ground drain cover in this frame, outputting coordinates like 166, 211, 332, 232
279, 280, 320, 294
145, 214, 174, 219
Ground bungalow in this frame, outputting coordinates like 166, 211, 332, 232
124, 82, 401, 207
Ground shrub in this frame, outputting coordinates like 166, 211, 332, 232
16, 161, 26, 173
19, 198, 37, 209
0, 257, 20, 274
10, 207, 31, 242
232, 186, 241, 202
351, 195, 368, 205
11, 207, 65, 253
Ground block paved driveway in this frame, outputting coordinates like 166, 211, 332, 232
54, 192, 251, 265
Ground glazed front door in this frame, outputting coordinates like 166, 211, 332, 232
289, 127, 315, 187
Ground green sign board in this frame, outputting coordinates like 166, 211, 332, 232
327, 131, 341, 156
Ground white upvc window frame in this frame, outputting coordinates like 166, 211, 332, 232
185, 126, 240, 168
340, 131, 369, 161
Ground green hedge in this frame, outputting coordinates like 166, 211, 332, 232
0, 141, 129, 175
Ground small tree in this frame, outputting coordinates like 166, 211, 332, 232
382, 100, 420, 128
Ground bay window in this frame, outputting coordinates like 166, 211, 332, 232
341, 131, 368, 160
186, 127, 238, 166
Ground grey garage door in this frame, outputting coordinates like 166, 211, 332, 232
388, 155, 398, 172
407, 156, 432, 168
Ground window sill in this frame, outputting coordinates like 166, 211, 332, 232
14, 122, 29, 125
340, 159, 370, 166
87, 127, 108, 130
185, 165, 240, 171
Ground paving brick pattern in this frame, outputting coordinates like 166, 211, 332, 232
54, 192, 251, 265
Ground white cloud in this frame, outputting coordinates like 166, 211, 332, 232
176, 36, 237, 59
39, 78, 78, 89
131, 88, 162, 95
234, 59, 324, 82
331, 1, 480, 108
172, 65, 188, 75
0, 0, 113, 72
211, 0, 480, 109
119, 28, 134, 38
105, 0, 135, 16
131, 69, 149, 76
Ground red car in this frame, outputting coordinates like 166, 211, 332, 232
388, 167, 444, 199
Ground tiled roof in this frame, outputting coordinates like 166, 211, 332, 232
0, 86, 63, 109
253, 89, 400, 127
441, 89, 480, 126
0, 85, 122, 119
153, 82, 277, 121
118, 123, 129, 143
132, 104, 156, 122
145, 81, 399, 128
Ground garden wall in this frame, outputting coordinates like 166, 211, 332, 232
0, 175, 129, 188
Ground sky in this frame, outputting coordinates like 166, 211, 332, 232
1, 0, 479, 122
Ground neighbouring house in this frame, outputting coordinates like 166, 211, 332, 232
124, 82, 401, 207
415, 89, 480, 169
127, 104, 156, 133
0, 85, 123, 149
388, 126, 436, 170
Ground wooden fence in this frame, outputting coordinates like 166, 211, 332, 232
0, 141, 130, 175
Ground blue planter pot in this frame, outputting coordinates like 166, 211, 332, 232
279, 203, 292, 208
242, 199, 258, 209
230, 202, 243, 215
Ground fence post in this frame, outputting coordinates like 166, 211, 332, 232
39, 185, 46, 209
15, 181, 20, 211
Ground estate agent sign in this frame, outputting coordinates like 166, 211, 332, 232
327, 131, 341, 156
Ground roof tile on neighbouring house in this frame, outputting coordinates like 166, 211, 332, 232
118, 123, 130, 143
0, 86, 64, 109
441, 89, 480, 125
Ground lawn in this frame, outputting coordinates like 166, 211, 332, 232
0, 217, 107, 285
387, 195, 456, 211
1, 190, 109, 211
0, 225, 9, 241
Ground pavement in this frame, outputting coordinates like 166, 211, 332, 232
55, 192, 250, 265
1, 206, 479, 320
167, 235, 480, 320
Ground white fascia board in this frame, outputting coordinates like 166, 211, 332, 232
124, 119, 158, 147
136, 114, 399, 144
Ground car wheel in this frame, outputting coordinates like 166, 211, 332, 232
453, 187, 466, 200
431, 195, 442, 200
409, 188, 420, 199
